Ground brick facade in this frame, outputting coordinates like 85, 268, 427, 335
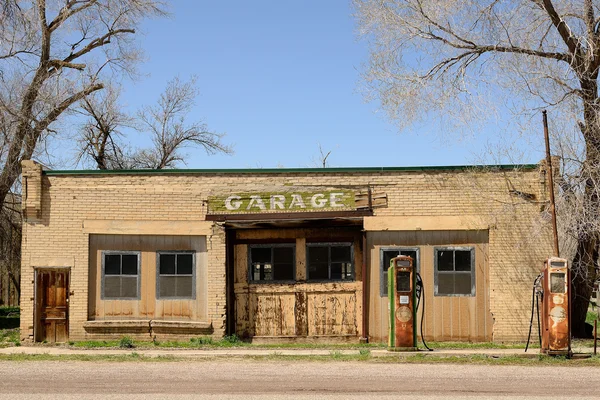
20, 161, 553, 342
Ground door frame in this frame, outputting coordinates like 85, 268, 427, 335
34, 267, 71, 342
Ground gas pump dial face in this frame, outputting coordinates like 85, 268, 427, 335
395, 306, 412, 323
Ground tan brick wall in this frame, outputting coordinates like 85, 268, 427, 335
20, 163, 552, 342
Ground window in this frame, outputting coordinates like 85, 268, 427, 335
249, 244, 295, 282
157, 252, 195, 299
102, 251, 140, 299
380, 248, 419, 297
307, 243, 353, 281
434, 247, 475, 296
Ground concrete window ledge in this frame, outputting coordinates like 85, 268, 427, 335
84, 320, 151, 334
150, 320, 212, 335
84, 320, 213, 336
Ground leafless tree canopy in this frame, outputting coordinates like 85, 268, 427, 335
354, 0, 600, 336
0, 0, 166, 207
76, 77, 233, 170
0, 0, 167, 300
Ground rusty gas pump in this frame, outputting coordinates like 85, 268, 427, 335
388, 255, 417, 351
539, 257, 571, 357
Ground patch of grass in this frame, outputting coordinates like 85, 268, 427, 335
420, 341, 528, 350
72, 340, 121, 348
119, 336, 135, 349
0, 328, 20, 347
0, 353, 183, 362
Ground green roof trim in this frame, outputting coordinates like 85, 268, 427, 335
42, 164, 539, 176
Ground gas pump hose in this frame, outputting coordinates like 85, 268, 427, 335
416, 273, 432, 351
525, 274, 542, 352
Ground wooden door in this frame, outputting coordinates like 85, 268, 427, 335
36, 269, 69, 342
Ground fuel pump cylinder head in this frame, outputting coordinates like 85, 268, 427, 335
388, 256, 417, 351
540, 257, 571, 356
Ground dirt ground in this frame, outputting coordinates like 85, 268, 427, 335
0, 359, 598, 399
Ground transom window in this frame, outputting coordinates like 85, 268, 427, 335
434, 247, 475, 296
102, 251, 140, 300
380, 248, 419, 297
157, 252, 195, 299
249, 244, 295, 282
307, 243, 354, 281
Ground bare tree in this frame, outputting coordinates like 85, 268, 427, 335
354, 0, 600, 336
77, 77, 232, 170
0, 0, 166, 208
76, 85, 136, 169
311, 143, 333, 168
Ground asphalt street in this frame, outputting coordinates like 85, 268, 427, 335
0, 360, 599, 399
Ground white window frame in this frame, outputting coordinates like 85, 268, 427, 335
248, 244, 296, 283
306, 242, 354, 282
101, 251, 141, 300
434, 247, 475, 297
379, 247, 419, 297
156, 251, 196, 300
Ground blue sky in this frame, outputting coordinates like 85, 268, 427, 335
109, 0, 545, 169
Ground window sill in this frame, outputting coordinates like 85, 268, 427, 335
84, 319, 212, 335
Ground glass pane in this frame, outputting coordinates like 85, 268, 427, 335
551, 273, 566, 293
160, 254, 176, 275
160, 276, 177, 298
177, 254, 193, 275
121, 254, 138, 275
382, 270, 388, 296
262, 263, 273, 281
331, 262, 342, 280
273, 247, 294, 264
252, 263, 261, 281
331, 246, 351, 262
104, 276, 121, 298
455, 250, 472, 272
251, 248, 271, 263
308, 246, 328, 264
437, 274, 454, 295
437, 250, 453, 271
396, 271, 411, 292
105, 254, 121, 275
309, 262, 329, 280
454, 273, 472, 295
395, 259, 411, 267
383, 251, 400, 272
273, 263, 294, 280
343, 262, 353, 279
400, 251, 417, 270
175, 276, 193, 298
121, 277, 137, 298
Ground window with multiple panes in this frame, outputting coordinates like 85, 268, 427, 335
380, 248, 419, 297
249, 244, 295, 282
102, 252, 140, 299
157, 252, 195, 299
434, 247, 475, 296
307, 243, 353, 281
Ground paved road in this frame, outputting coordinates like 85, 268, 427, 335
0, 360, 598, 399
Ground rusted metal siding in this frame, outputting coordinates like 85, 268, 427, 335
233, 228, 362, 339
368, 230, 492, 342
88, 234, 208, 321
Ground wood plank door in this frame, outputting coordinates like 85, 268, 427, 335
36, 269, 69, 342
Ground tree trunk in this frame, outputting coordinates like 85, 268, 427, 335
570, 233, 597, 337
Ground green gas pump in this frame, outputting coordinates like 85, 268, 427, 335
388, 255, 417, 351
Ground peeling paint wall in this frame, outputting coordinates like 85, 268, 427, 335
233, 228, 362, 340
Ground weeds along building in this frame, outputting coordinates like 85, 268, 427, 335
20, 160, 554, 343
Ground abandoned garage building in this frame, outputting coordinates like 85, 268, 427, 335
20, 160, 554, 343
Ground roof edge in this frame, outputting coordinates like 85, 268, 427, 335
42, 164, 540, 176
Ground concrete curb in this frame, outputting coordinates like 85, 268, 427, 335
1, 346, 594, 359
